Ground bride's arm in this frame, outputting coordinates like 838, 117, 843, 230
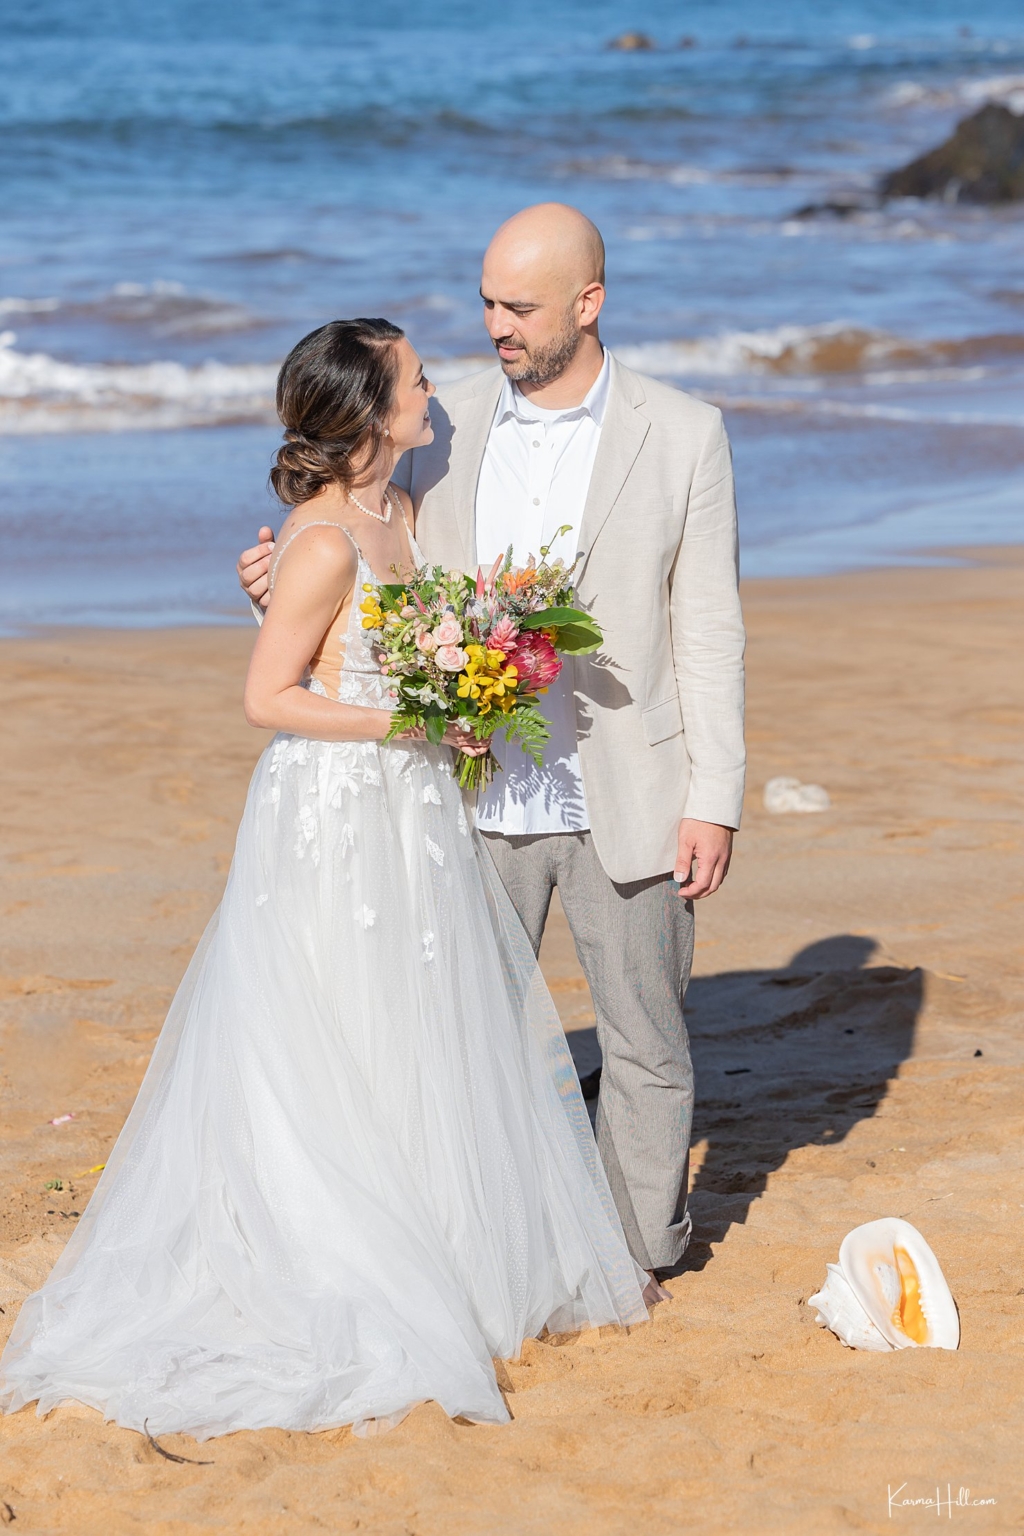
243, 527, 391, 743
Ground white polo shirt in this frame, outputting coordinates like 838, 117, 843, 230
474, 350, 610, 837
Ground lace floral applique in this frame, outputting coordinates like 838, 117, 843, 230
425, 836, 444, 867
337, 672, 395, 710
271, 737, 312, 773
294, 804, 320, 865
321, 747, 362, 804
456, 802, 469, 837
355, 905, 376, 929
339, 824, 354, 857
255, 893, 269, 907
421, 931, 435, 963
386, 747, 415, 784
422, 783, 442, 806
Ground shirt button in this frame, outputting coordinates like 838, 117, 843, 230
532, 440, 540, 448
532, 497, 540, 506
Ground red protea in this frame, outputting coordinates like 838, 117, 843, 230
506, 629, 562, 692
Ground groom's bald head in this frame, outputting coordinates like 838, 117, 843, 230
486, 203, 606, 293
481, 203, 606, 387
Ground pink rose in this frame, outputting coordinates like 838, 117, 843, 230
435, 645, 469, 673
507, 630, 562, 691
489, 616, 519, 652
432, 616, 463, 647
414, 626, 437, 653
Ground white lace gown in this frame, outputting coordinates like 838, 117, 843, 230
0, 531, 648, 1439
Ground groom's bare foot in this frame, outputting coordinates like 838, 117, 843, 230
642, 1270, 671, 1306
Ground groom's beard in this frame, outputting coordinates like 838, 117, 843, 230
493, 311, 582, 385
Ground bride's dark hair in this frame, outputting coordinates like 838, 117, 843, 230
270, 318, 405, 506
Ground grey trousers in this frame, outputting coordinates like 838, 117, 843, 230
481, 829, 694, 1271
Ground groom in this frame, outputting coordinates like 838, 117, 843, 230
238, 203, 746, 1292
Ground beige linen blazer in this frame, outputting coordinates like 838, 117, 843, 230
394, 354, 746, 884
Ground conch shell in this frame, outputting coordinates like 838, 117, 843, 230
808, 1218, 960, 1351
807, 1263, 892, 1351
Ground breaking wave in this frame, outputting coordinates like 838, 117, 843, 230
1, 323, 1021, 434
0, 282, 262, 339
884, 73, 1024, 114
0, 332, 278, 433
559, 154, 802, 188
0, 335, 492, 434
611, 323, 1024, 378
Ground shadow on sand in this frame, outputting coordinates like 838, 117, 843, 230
567, 935, 924, 1272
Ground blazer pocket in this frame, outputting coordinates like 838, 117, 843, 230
642, 696, 683, 746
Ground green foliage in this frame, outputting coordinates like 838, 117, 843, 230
502, 702, 551, 767
518, 605, 603, 654
548, 621, 603, 655
424, 710, 446, 746
519, 605, 588, 628
384, 707, 424, 744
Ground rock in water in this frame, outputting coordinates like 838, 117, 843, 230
881, 104, 1024, 204
607, 31, 655, 51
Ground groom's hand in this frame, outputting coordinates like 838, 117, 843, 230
238, 527, 277, 608
674, 819, 733, 900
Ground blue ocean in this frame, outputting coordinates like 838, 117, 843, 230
1, 0, 1023, 629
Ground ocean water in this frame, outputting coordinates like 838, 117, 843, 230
1, 0, 1023, 628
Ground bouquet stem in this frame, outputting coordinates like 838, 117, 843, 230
456, 749, 496, 793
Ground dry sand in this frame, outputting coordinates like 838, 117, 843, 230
1, 550, 1022, 1534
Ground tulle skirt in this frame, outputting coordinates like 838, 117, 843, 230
0, 733, 647, 1438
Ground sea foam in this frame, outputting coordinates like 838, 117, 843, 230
0, 332, 277, 433
0, 323, 1018, 435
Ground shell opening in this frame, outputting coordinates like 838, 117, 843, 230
893, 1245, 929, 1345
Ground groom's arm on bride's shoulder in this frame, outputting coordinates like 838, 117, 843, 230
237, 526, 277, 620
670, 406, 746, 899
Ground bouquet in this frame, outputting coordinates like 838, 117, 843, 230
359, 528, 603, 790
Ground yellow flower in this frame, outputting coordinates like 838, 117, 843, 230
359, 593, 383, 630
456, 647, 518, 715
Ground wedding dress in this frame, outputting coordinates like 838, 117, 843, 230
0, 521, 648, 1439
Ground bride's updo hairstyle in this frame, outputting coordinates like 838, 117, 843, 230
270, 318, 405, 506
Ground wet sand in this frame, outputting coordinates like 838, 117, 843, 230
1, 550, 1022, 1534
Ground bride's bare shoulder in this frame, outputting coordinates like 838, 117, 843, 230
269, 517, 359, 597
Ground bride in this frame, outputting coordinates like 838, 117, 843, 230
0, 317, 649, 1440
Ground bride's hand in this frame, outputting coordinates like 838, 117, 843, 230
442, 722, 492, 758
392, 721, 491, 756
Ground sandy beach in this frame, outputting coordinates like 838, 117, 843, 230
1, 549, 1022, 1534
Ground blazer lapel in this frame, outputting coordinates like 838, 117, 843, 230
578, 357, 650, 571
448, 369, 503, 569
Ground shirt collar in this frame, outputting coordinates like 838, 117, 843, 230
495, 347, 610, 429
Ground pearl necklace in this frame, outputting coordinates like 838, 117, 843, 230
347, 485, 395, 525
